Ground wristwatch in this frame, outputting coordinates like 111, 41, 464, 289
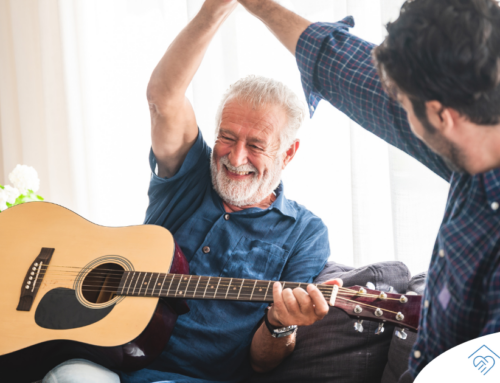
264, 308, 298, 338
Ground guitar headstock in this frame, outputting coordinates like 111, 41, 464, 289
330, 285, 421, 331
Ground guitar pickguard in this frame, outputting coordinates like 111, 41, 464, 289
35, 288, 114, 330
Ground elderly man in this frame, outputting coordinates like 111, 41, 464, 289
238, 0, 500, 381
43, 1, 339, 383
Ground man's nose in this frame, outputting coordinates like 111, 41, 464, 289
228, 141, 248, 168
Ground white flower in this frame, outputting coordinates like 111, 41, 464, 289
0, 189, 8, 211
9, 165, 40, 194
3, 185, 20, 204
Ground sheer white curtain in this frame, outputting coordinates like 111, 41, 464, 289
0, 0, 449, 275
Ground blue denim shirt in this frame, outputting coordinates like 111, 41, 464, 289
121, 130, 330, 383
295, 18, 500, 378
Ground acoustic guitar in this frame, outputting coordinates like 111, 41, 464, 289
0, 202, 421, 382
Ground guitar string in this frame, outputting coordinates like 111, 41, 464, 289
31, 278, 366, 297
33, 282, 406, 310
30, 275, 367, 297
33, 266, 407, 300
335, 296, 400, 315
32, 274, 403, 300
35, 269, 386, 296
32, 275, 387, 297
35, 285, 405, 317
36, 266, 377, 293
35, 265, 354, 289
34, 266, 412, 300
32, 285, 363, 299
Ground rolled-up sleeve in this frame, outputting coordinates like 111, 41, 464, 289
296, 18, 452, 182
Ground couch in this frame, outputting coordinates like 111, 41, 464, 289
247, 261, 425, 383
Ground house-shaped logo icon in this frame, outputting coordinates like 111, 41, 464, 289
469, 345, 500, 376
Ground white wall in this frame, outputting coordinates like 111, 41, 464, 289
0, 0, 449, 275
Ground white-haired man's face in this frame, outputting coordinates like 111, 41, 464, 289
211, 99, 298, 208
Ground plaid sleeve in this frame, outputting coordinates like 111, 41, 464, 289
296, 18, 452, 182
481, 260, 500, 336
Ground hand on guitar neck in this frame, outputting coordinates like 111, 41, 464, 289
267, 279, 343, 328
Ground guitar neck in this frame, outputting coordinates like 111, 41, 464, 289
117, 272, 334, 303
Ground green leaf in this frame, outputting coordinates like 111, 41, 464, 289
6, 202, 12, 207
36, 195, 44, 201
0, 185, 4, 189
14, 195, 27, 205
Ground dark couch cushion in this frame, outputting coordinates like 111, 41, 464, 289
247, 261, 411, 383
381, 272, 426, 383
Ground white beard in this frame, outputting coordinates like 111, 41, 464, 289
210, 154, 283, 207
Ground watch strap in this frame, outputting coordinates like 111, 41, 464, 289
264, 308, 297, 338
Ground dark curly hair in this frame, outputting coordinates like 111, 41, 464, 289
373, 0, 500, 127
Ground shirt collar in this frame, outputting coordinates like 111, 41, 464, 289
212, 181, 298, 220
271, 182, 298, 220
483, 168, 500, 208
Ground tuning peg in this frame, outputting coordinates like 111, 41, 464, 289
395, 328, 408, 340
375, 323, 385, 335
366, 281, 375, 290
354, 320, 364, 333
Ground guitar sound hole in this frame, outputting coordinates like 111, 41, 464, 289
82, 263, 125, 304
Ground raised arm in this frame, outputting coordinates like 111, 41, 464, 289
238, 0, 452, 181
147, 0, 237, 178
238, 0, 309, 55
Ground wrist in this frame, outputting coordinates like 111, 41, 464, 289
238, 0, 274, 17
264, 308, 297, 338
266, 307, 282, 328
200, 1, 236, 22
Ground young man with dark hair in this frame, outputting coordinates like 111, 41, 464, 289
239, 0, 500, 381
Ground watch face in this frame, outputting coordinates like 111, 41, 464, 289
272, 326, 297, 338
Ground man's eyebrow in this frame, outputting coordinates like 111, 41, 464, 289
247, 137, 267, 146
219, 129, 236, 137
219, 129, 268, 146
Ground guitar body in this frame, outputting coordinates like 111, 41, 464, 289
0, 202, 189, 382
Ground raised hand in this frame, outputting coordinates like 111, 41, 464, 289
203, 0, 238, 15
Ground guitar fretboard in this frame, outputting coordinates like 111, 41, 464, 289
117, 272, 335, 303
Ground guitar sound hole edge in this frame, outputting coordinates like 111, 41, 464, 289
81, 263, 125, 304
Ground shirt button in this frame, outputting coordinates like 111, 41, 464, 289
224, 214, 230, 221
202, 246, 210, 254
491, 201, 499, 211
414, 350, 421, 359
310, 105, 315, 112
438, 249, 445, 257
424, 300, 429, 308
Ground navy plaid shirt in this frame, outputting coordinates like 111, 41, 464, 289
296, 17, 500, 377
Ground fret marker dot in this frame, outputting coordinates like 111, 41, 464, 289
158, 283, 160, 286
259, 289, 262, 291
211, 286, 214, 288
184, 277, 188, 280
233, 287, 236, 290
179, 291, 183, 295
144, 282, 147, 285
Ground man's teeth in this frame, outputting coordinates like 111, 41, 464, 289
232, 170, 251, 175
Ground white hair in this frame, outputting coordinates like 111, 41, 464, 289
214, 75, 306, 152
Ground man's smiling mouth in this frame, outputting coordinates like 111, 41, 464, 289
224, 164, 255, 177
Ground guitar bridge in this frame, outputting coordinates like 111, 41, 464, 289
16, 248, 55, 311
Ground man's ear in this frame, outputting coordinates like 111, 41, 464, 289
282, 140, 300, 169
426, 101, 455, 135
